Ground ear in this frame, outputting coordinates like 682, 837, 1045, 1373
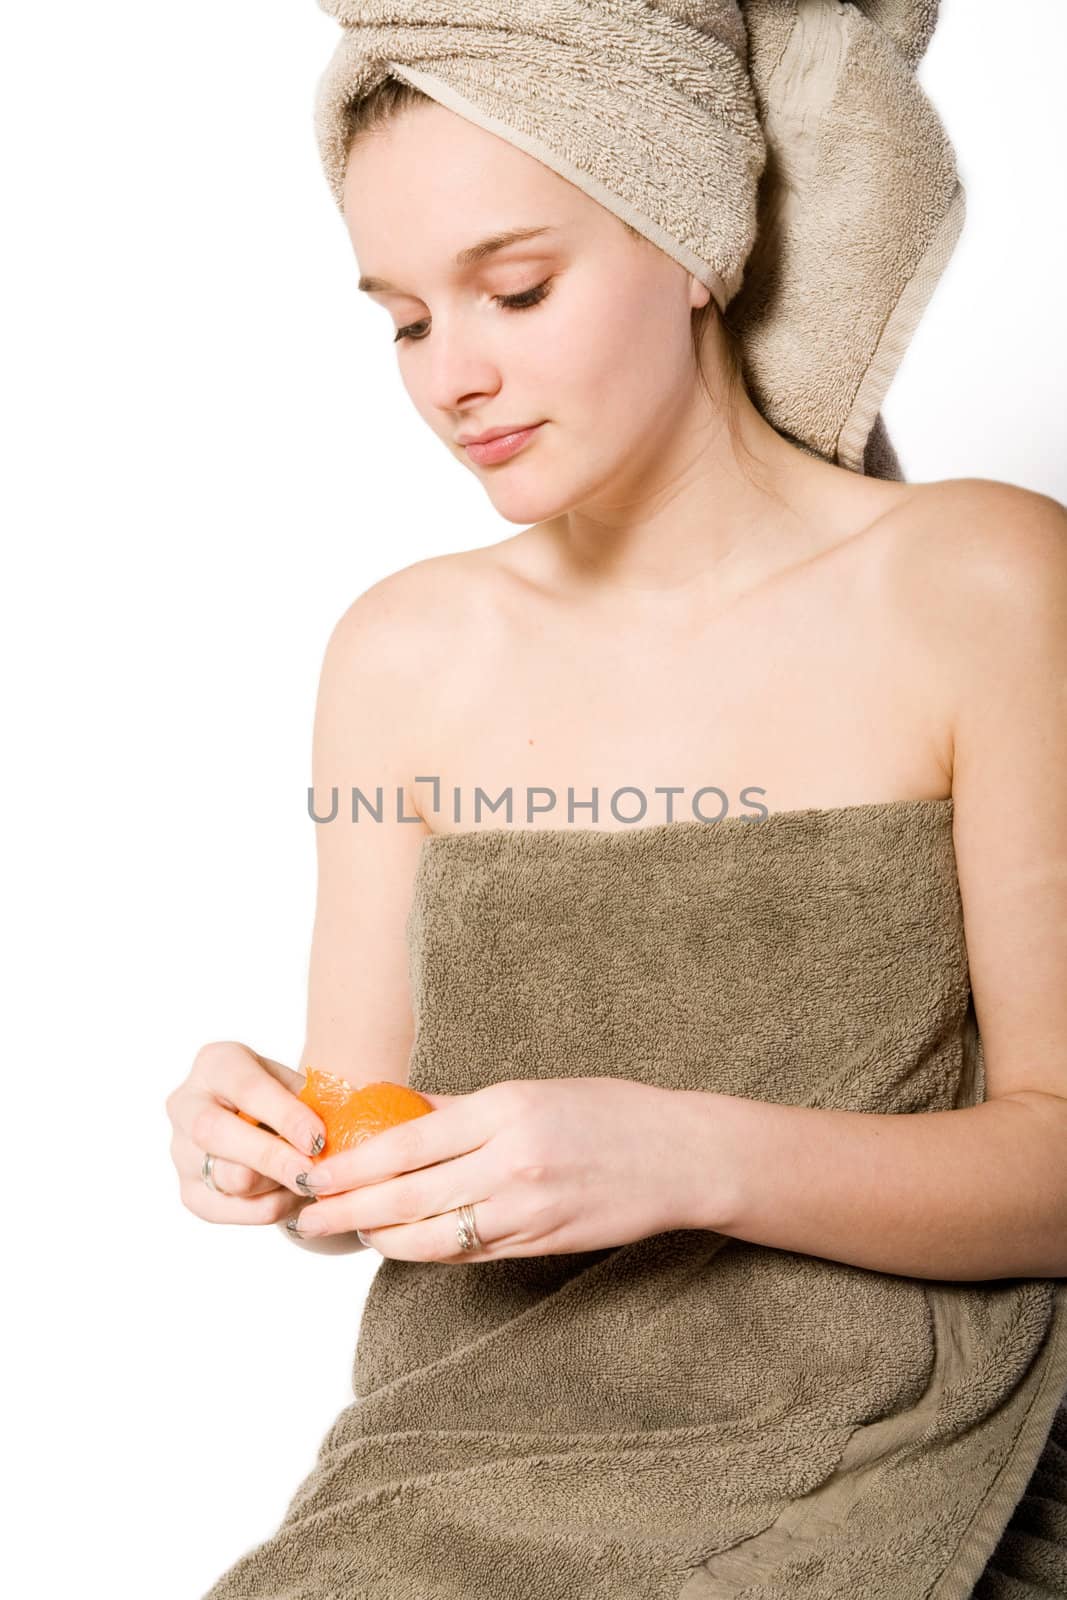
689, 276, 713, 312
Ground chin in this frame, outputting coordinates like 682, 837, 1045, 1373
492, 494, 599, 527
481, 463, 611, 526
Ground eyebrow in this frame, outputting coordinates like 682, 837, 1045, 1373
357, 225, 561, 294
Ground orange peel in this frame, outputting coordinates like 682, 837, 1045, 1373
238, 1067, 433, 1159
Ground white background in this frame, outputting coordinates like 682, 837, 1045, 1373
4, 2, 1063, 1595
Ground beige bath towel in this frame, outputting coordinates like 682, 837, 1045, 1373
203, 799, 1067, 1598
312, 0, 966, 482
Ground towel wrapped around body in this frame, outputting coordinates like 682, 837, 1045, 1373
203, 798, 1067, 1598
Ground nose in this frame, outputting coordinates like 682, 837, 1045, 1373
422, 310, 503, 419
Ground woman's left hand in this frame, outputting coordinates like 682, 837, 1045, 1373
292, 1076, 702, 1261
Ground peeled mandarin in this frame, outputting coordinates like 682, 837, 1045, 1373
239, 1068, 432, 1160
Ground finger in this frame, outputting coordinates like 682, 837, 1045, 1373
180, 1172, 305, 1227
171, 1128, 282, 1199
296, 1144, 494, 1244
190, 1041, 325, 1158
184, 1095, 323, 1197
251, 1050, 307, 1093
306, 1094, 487, 1197
343, 1197, 500, 1262
412, 1092, 459, 1111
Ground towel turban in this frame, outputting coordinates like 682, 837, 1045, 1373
312, 0, 966, 482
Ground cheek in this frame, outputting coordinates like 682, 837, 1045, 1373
565, 308, 691, 442
402, 373, 441, 437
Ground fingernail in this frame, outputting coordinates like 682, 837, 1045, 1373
286, 1215, 303, 1237
307, 1131, 326, 1157
312, 1166, 332, 1190
356, 1230, 371, 1247
294, 1172, 318, 1198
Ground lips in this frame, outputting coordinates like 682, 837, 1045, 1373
457, 421, 541, 445
461, 422, 545, 466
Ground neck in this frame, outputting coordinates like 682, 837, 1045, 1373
539, 364, 865, 612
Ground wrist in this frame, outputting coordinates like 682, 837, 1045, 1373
669, 1089, 742, 1235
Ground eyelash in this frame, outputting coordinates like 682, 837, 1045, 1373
392, 279, 553, 344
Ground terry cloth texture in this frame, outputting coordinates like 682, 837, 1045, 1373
203, 798, 1067, 1599
312, 0, 966, 483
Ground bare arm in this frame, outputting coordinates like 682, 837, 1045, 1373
278, 571, 437, 1255
680, 483, 1067, 1279
679, 1092, 1067, 1280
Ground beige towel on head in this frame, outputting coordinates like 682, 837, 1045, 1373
202, 800, 1067, 1599
312, 0, 965, 481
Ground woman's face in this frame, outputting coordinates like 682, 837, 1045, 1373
343, 99, 712, 526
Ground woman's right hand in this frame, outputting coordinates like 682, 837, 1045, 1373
166, 1040, 327, 1225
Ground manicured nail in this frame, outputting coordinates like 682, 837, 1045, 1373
294, 1172, 318, 1198
357, 1230, 371, 1247
307, 1130, 326, 1157
286, 1215, 302, 1237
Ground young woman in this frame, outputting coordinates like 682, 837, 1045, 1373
169, 64, 1067, 1600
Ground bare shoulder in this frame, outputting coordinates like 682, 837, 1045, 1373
884, 476, 1067, 605
324, 546, 512, 671
870, 477, 1065, 658
871, 480, 1067, 772
325, 549, 498, 660
315, 549, 515, 798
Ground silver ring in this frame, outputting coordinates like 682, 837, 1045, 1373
201, 1151, 227, 1195
455, 1202, 483, 1253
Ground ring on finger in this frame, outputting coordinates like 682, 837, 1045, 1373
201, 1151, 229, 1195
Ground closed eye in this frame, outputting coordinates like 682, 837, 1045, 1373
392, 279, 554, 344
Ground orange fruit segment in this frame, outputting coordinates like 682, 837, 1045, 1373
238, 1068, 433, 1160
